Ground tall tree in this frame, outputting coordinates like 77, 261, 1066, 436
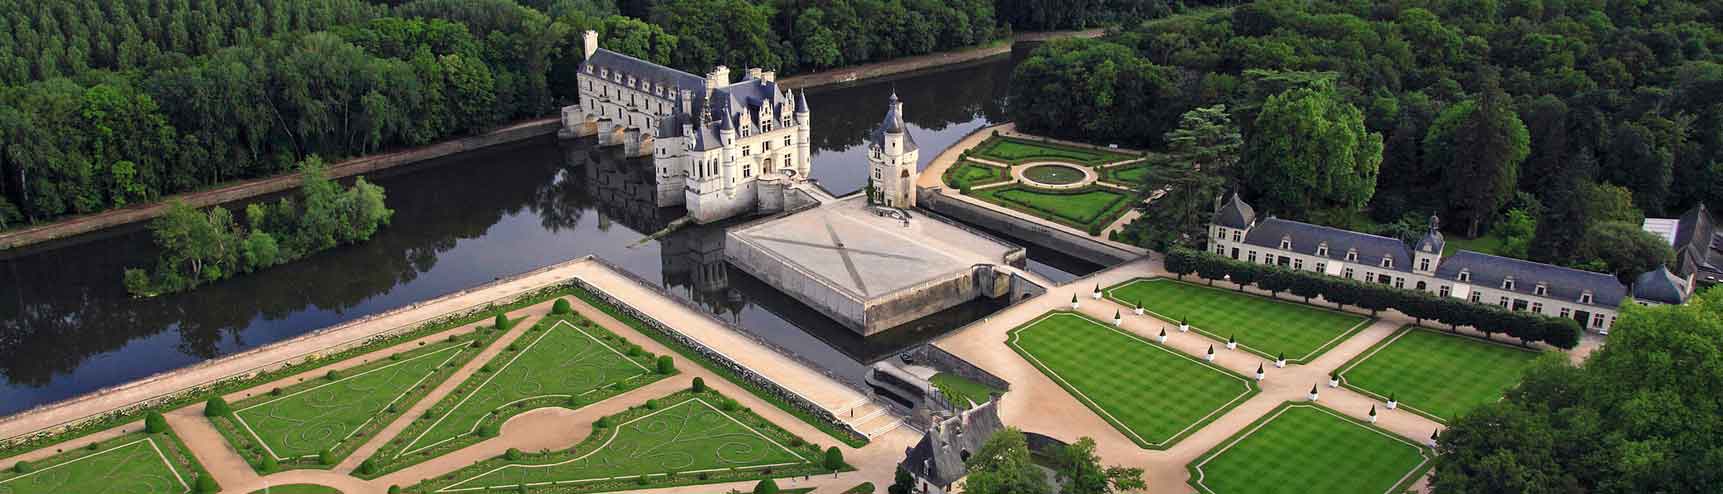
963, 428, 1049, 494
1242, 84, 1382, 218
1051, 437, 1146, 494
1123, 105, 1238, 249
1427, 72, 1529, 237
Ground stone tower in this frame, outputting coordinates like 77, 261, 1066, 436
869, 92, 919, 207
795, 90, 813, 178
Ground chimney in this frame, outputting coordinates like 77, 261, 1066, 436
746, 67, 764, 81
759, 70, 775, 82
705, 65, 730, 97
581, 30, 598, 60
679, 89, 693, 115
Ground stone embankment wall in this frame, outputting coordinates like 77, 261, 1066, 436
0, 118, 560, 251
917, 189, 1142, 266
908, 344, 1011, 394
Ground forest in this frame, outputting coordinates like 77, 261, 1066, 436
1014, 0, 1722, 281
0, 0, 1025, 229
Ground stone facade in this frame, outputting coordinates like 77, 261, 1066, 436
564, 31, 813, 223
1207, 193, 1693, 334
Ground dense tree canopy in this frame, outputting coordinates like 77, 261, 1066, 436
1433, 287, 1723, 493
1242, 84, 1382, 218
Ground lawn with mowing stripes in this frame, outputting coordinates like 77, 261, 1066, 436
1007, 312, 1256, 449
1189, 403, 1432, 494
232, 345, 465, 461
0, 430, 212, 494
929, 373, 1002, 409
416, 390, 835, 494
1338, 326, 1543, 421
370, 316, 670, 475
972, 137, 1133, 165
1104, 278, 1370, 363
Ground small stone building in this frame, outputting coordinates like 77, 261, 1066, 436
900, 396, 1004, 494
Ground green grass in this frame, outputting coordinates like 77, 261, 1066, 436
249, 485, 343, 494
0, 430, 214, 494
365, 315, 671, 477
970, 185, 1132, 233
230, 345, 466, 461
1338, 326, 1543, 422
1104, 278, 1372, 363
1007, 311, 1256, 449
1189, 403, 1432, 494
972, 136, 1133, 165
1103, 161, 1160, 185
929, 373, 1002, 409
1022, 164, 1087, 185
1442, 232, 1507, 257
413, 389, 839, 494
942, 161, 1008, 189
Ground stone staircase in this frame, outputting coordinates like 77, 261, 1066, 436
833, 399, 905, 438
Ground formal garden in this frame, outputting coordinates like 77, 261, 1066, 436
0, 425, 217, 494
1007, 311, 1257, 449
1188, 403, 1433, 494
212, 319, 500, 473
928, 373, 1002, 410
1103, 278, 1373, 364
969, 185, 1134, 235
941, 160, 1010, 190
1337, 326, 1545, 422
970, 136, 1134, 166
409, 388, 846, 493
362, 315, 674, 477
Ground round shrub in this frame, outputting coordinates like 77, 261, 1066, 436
691, 377, 706, 393
318, 449, 336, 465
195, 475, 218, 493
326, 369, 342, 381
645, 399, 660, 410
720, 399, 740, 412
505, 448, 524, 461
12, 461, 31, 474
389, 486, 402, 494
594, 416, 611, 428
552, 299, 573, 314
824, 446, 845, 470
271, 387, 283, 396
204, 397, 231, 417
753, 478, 780, 494
86, 442, 100, 451
493, 313, 509, 330
144, 412, 168, 434
259, 455, 279, 473
626, 345, 642, 357
479, 423, 501, 438
656, 356, 675, 374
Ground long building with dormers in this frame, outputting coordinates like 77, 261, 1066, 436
1208, 193, 1696, 334
562, 31, 813, 223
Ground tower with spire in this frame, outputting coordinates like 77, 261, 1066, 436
868, 91, 919, 207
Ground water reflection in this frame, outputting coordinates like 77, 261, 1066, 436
0, 50, 1090, 415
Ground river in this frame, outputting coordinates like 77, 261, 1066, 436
0, 49, 1099, 416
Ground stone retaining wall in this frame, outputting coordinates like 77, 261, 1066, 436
918, 188, 1141, 266
908, 344, 1011, 393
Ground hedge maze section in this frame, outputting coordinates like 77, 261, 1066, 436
232, 346, 464, 461
1104, 278, 1371, 363
368, 315, 670, 475
1007, 312, 1256, 449
971, 136, 1133, 166
416, 390, 833, 494
1189, 403, 1432, 494
0, 430, 211, 494
1338, 326, 1543, 422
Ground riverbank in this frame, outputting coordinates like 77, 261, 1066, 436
0, 29, 1103, 251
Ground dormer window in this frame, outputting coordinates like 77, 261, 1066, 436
1534, 283, 1548, 296
1418, 258, 1430, 271
1344, 249, 1358, 262
1381, 257, 1394, 269
1316, 243, 1329, 257
1502, 278, 1515, 291
1458, 270, 1471, 282
1279, 236, 1291, 250
1580, 291, 1593, 304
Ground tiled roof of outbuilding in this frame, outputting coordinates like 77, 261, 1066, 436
1242, 218, 1413, 272
1435, 251, 1627, 307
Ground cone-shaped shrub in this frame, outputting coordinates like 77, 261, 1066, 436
204, 397, 231, 417
754, 479, 780, 494
493, 313, 509, 330
824, 446, 845, 470
195, 475, 219, 493
145, 412, 168, 433
692, 377, 706, 393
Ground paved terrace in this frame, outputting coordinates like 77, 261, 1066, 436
932, 255, 1606, 493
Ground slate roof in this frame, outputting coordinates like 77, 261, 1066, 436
1435, 251, 1627, 307
1242, 218, 1413, 272
1214, 193, 1256, 229
1632, 265, 1689, 305
870, 94, 918, 153
902, 398, 1004, 488
1414, 217, 1445, 255
1671, 204, 1719, 278
582, 48, 707, 97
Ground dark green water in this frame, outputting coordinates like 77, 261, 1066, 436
0, 49, 1098, 415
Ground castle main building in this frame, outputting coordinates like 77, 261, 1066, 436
562, 31, 813, 223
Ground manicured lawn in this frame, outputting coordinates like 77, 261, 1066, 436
371, 316, 670, 475
942, 161, 1008, 189
249, 485, 343, 494
417, 390, 835, 493
1104, 278, 1371, 363
0, 430, 213, 494
1442, 232, 1507, 257
1105, 162, 1157, 185
1008, 312, 1256, 449
1189, 403, 1431, 494
929, 373, 1002, 409
1022, 164, 1086, 185
1338, 326, 1543, 421
971, 185, 1132, 233
973, 136, 1132, 165
232, 345, 466, 460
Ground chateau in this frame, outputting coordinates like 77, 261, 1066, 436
1209, 194, 1700, 333
562, 31, 814, 223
